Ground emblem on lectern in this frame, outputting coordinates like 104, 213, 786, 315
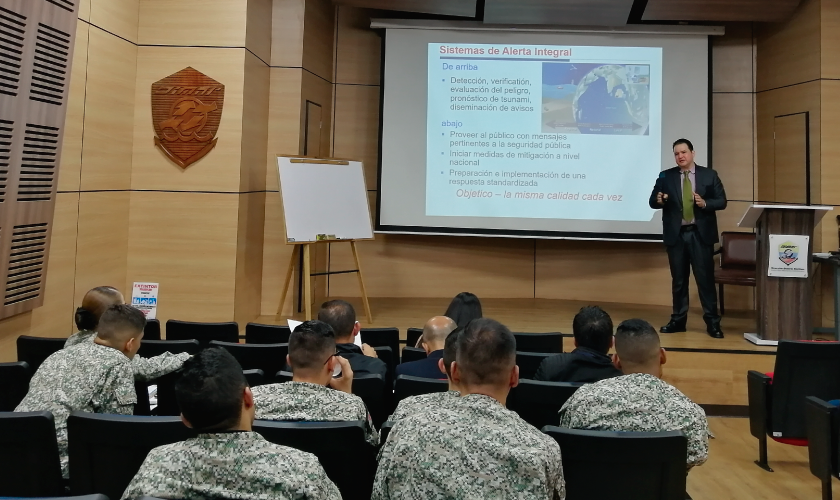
778, 242, 800, 266
151, 67, 225, 169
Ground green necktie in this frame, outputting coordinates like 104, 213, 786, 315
682, 171, 694, 222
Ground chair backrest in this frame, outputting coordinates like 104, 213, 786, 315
137, 339, 200, 359
401, 346, 426, 363
253, 420, 376, 500
719, 231, 757, 268
393, 375, 449, 408
143, 318, 161, 341
67, 412, 195, 500
513, 332, 564, 353
508, 379, 583, 429
151, 370, 183, 416
0, 411, 64, 497
16, 335, 66, 372
771, 341, 840, 438
516, 351, 554, 380
245, 322, 291, 344
373, 346, 395, 387
360, 328, 400, 359
352, 374, 386, 428
165, 319, 239, 346
380, 420, 395, 444
0, 361, 31, 411
406, 327, 423, 347
243, 369, 265, 387
543, 427, 688, 500
804, 396, 840, 483
275, 370, 293, 383
209, 341, 288, 379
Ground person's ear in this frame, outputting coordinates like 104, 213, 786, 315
660, 348, 667, 366
243, 386, 254, 409
421, 342, 431, 355
286, 354, 292, 369
179, 414, 193, 428
353, 321, 361, 336
609, 336, 615, 350
510, 365, 520, 389
437, 358, 447, 376
451, 361, 462, 384
573, 338, 578, 348
327, 355, 338, 373
613, 353, 622, 370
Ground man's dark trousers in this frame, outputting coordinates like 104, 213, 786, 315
667, 224, 719, 327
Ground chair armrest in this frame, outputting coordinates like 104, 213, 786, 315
804, 396, 839, 480
747, 370, 772, 440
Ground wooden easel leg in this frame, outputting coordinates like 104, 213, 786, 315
351, 240, 373, 323
303, 243, 312, 320
278, 245, 299, 316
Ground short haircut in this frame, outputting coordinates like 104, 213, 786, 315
423, 316, 457, 346
289, 320, 336, 370
444, 292, 483, 329
318, 300, 356, 339
572, 306, 614, 354
96, 304, 146, 342
456, 318, 515, 386
176, 348, 246, 432
672, 138, 694, 152
442, 327, 462, 376
614, 319, 661, 366
75, 286, 123, 331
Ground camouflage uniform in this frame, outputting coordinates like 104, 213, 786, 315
388, 390, 459, 422
15, 342, 136, 478
373, 393, 566, 499
558, 372, 709, 469
252, 381, 379, 446
64, 330, 190, 382
121, 431, 342, 500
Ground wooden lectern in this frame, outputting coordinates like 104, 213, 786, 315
739, 205, 832, 344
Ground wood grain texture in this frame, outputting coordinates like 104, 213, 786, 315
241, 51, 270, 192
80, 28, 137, 191
334, 6, 380, 86
126, 191, 240, 322
131, 47, 246, 192
755, 0, 820, 92
819, 80, 840, 205
265, 68, 304, 189
302, 0, 336, 83
484, 0, 632, 26
74, 192, 129, 306
270, 0, 305, 67
773, 113, 808, 204
90, 0, 140, 44
333, 83, 380, 189
301, 70, 333, 160
0, 193, 79, 362
821, 0, 840, 79
260, 192, 296, 315
712, 93, 754, 202
643, 0, 801, 22
235, 192, 266, 324
78, 0, 91, 22
662, 351, 774, 406
712, 23, 754, 93
333, 0, 476, 17
138, 0, 248, 47
58, 20, 89, 193
246, 0, 273, 64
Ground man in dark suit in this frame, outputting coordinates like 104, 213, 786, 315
318, 299, 387, 379
649, 138, 727, 338
534, 305, 622, 383
396, 316, 456, 379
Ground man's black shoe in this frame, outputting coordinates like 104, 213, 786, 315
706, 324, 724, 339
660, 321, 686, 333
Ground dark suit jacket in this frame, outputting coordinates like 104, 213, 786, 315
337, 343, 388, 380
648, 165, 727, 246
395, 350, 445, 380
534, 347, 622, 383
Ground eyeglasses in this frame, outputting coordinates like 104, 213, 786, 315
323, 349, 339, 365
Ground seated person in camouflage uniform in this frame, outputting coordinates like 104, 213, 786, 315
122, 348, 341, 500
65, 286, 189, 381
251, 320, 378, 446
558, 318, 709, 470
396, 316, 456, 380
373, 318, 566, 500
388, 326, 462, 422
16, 304, 147, 478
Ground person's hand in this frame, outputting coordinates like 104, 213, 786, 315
361, 343, 378, 358
328, 356, 353, 394
656, 192, 668, 205
693, 192, 706, 208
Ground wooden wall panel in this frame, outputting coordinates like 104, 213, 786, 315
712, 23, 754, 93
334, 6, 380, 86
235, 192, 266, 323
302, 0, 336, 82
241, 51, 270, 192
270, 0, 305, 67
131, 47, 246, 192
755, 0, 820, 92
820, 80, 840, 206
80, 28, 137, 191
127, 192, 240, 323
265, 68, 303, 188
58, 20, 89, 193
333, 84, 379, 189
246, 0, 273, 64
74, 192, 129, 305
138, 0, 249, 47
712, 93, 754, 202
79, 0, 91, 22
89, 0, 140, 44
820, 0, 840, 79
261, 192, 295, 315
301, 70, 333, 160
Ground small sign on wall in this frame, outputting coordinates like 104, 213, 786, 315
768, 234, 809, 278
132, 282, 159, 319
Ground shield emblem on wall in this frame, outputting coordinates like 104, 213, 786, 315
151, 67, 225, 169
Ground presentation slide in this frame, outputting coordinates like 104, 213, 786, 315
426, 43, 662, 222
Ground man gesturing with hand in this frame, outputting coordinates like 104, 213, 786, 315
649, 139, 727, 339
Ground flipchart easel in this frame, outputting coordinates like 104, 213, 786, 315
276, 155, 373, 321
